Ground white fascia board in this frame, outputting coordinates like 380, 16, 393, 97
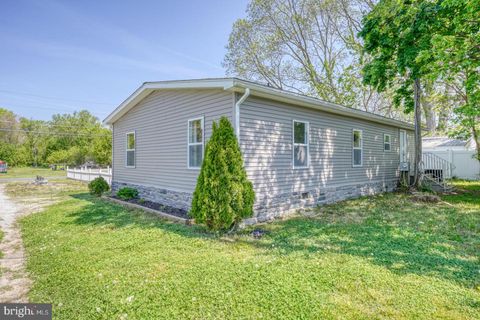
104, 77, 414, 130
103, 79, 235, 125
228, 79, 414, 130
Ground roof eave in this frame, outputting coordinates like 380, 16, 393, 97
229, 80, 414, 130
104, 78, 414, 130
103, 79, 236, 125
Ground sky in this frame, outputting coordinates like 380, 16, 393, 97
0, 0, 249, 121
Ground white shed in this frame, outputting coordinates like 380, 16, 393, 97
422, 137, 480, 180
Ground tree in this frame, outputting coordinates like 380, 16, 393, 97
0, 108, 21, 145
190, 117, 255, 231
223, 0, 402, 115
44, 110, 112, 166
89, 127, 112, 166
359, 0, 440, 188
426, 0, 480, 160
20, 118, 48, 167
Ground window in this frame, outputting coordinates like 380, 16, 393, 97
126, 131, 135, 167
384, 134, 391, 151
293, 120, 309, 168
188, 117, 204, 168
352, 129, 363, 167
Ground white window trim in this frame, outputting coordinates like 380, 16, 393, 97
352, 129, 363, 167
384, 133, 391, 151
125, 131, 136, 168
187, 117, 205, 169
292, 120, 309, 169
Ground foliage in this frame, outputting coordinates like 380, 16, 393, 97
190, 117, 255, 231
0, 143, 29, 167
359, 0, 439, 111
88, 177, 110, 197
0, 108, 21, 144
223, 0, 406, 117
116, 187, 139, 201
12, 180, 480, 319
0, 108, 112, 167
425, 0, 480, 160
359, 0, 442, 187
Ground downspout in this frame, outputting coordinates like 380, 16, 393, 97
235, 88, 250, 141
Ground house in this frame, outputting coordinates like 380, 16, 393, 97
104, 78, 415, 223
422, 136, 479, 180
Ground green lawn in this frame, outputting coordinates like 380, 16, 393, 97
0, 167, 66, 179
12, 180, 480, 319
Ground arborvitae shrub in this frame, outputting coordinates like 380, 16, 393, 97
190, 117, 255, 231
88, 177, 110, 196
117, 187, 139, 201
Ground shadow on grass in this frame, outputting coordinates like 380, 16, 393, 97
67, 192, 479, 287
67, 193, 211, 238
244, 217, 478, 287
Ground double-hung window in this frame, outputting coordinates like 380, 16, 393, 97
126, 131, 136, 168
188, 117, 204, 168
293, 120, 309, 168
384, 134, 391, 151
352, 129, 363, 167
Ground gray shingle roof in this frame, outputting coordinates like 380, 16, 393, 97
423, 136, 467, 148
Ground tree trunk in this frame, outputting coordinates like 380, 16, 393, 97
413, 78, 423, 189
422, 100, 436, 134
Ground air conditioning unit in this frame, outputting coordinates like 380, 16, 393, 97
399, 162, 410, 172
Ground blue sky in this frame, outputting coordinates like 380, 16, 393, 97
0, 0, 249, 120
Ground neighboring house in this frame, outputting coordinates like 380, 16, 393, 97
0, 160, 7, 173
423, 136, 479, 180
104, 78, 415, 223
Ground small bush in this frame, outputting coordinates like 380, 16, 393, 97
117, 187, 139, 201
88, 177, 109, 196
190, 117, 255, 231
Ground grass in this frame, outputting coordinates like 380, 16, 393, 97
0, 167, 66, 179
6, 179, 87, 199
12, 180, 480, 319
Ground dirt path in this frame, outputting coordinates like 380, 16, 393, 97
0, 184, 55, 302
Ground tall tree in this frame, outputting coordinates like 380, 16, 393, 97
359, 0, 440, 187
0, 108, 20, 144
20, 118, 48, 167
425, 0, 480, 160
223, 0, 400, 114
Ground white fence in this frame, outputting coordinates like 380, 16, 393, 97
423, 149, 480, 180
66, 166, 112, 185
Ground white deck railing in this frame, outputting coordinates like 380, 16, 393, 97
66, 166, 112, 185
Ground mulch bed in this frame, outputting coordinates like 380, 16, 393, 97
111, 196, 189, 219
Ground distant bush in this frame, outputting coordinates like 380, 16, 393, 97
117, 187, 139, 201
88, 177, 109, 196
190, 117, 255, 231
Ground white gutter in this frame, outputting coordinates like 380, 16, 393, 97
235, 88, 250, 140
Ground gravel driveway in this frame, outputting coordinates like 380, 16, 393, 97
0, 184, 57, 302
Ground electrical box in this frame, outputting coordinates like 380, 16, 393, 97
399, 162, 410, 172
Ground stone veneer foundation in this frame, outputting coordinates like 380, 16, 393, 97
112, 179, 398, 225
111, 181, 192, 211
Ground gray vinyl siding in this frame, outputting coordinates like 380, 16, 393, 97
239, 96, 413, 197
112, 89, 234, 193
